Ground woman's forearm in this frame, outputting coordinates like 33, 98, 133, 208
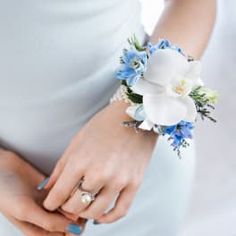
150, 0, 216, 58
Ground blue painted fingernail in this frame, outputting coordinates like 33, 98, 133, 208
93, 220, 101, 225
67, 224, 82, 235
37, 177, 50, 190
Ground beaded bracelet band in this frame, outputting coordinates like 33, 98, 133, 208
110, 35, 218, 157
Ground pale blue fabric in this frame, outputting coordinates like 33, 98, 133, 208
0, 0, 195, 235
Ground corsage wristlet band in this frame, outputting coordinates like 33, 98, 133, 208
110, 35, 218, 156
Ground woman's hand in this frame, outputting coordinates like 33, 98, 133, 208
0, 148, 84, 236
43, 101, 158, 224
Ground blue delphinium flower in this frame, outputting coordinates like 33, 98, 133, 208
147, 42, 159, 55
147, 39, 183, 55
164, 121, 194, 151
116, 48, 148, 86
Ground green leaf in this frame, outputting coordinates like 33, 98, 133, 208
121, 80, 143, 104
127, 34, 146, 52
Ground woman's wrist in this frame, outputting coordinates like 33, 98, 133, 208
107, 100, 158, 144
110, 35, 218, 156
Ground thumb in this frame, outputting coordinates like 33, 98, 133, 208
6, 214, 64, 236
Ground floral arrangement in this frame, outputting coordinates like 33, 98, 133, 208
112, 35, 218, 156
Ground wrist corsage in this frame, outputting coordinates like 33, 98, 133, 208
110, 35, 218, 157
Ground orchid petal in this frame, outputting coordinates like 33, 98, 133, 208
187, 61, 201, 78
144, 49, 189, 86
131, 78, 164, 95
143, 94, 188, 126
180, 96, 197, 122
186, 61, 204, 86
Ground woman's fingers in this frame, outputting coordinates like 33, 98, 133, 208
61, 188, 92, 215
43, 162, 85, 211
79, 186, 120, 220
44, 134, 82, 190
15, 198, 83, 234
7, 214, 64, 236
96, 185, 137, 223
44, 145, 75, 190
61, 176, 104, 216
58, 208, 79, 221
58, 208, 88, 233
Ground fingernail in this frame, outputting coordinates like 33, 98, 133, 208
37, 177, 50, 190
93, 220, 101, 225
66, 224, 82, 235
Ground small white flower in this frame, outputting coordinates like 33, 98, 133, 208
131, 48, 203, 126
197, 87, 219, 104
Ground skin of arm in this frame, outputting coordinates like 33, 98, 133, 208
43, 0, 216, 225
151, 0, 216, 58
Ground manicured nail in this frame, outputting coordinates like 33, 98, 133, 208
66, 224, 82, 235
93, 220, 101, 225
37, 177, 50, 190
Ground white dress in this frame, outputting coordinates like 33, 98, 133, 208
0, 0, 195, 235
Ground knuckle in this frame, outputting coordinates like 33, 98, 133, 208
87, 174, 102, 185
87, 172, 110, 184
99, 171, 113, 182
113, 177, 128, 189
130, 177, 141, 189
74, 161, 86, 172
68, 161, 85, 175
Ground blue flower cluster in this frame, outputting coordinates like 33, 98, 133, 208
164, 121, 194, 150
114, 35, 218, 157
116, 48, 147, 86
147, 39, 183, 55
115, 39, 183, 87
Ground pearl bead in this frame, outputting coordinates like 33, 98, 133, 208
81, 193, 93, 204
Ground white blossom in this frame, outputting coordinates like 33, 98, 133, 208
131, 48, 203, 126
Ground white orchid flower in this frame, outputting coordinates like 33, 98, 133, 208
131, 48, 203, 126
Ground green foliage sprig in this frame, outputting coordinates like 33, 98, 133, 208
121, 80, 143, 104
127, 34, 146, 52
189, 86, 217, 123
